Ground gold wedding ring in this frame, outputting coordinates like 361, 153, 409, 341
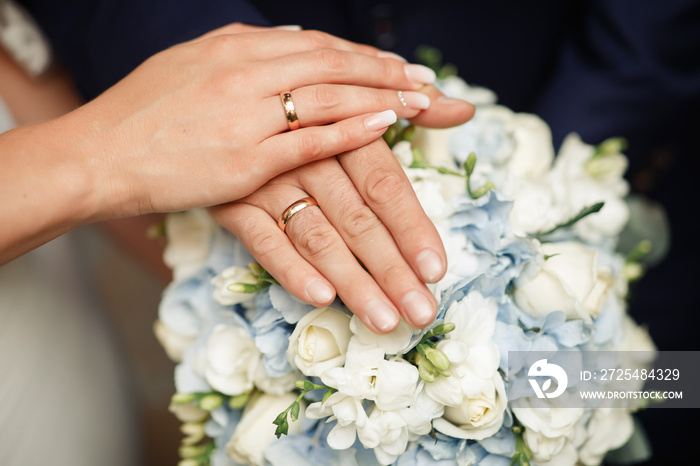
280, 91, 300, 130
278, 197, 318, 232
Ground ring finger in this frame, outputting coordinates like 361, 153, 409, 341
260, 85, 431, 134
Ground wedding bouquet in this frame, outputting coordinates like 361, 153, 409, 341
155, 65, 656, 466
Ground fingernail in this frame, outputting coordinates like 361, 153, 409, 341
398, 91, 431, 110
274, 25, 302, 30
402, 291, 436, 328
306, 279, 335, 304
366, 299, 399, 332
377, 51, 407, 62
415, 249, 444, 283
404, 64, 436, 85
364, 109, 397, 131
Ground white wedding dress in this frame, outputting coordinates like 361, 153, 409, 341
0, 2, 141, 464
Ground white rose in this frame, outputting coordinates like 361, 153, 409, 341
505, 112, 554, 179
578, 408, 634, 466
432, 368, 508, 440
286, 307, 352, 377
513, 242, 613, 321
163, 209, 217, 281
211, 266, 257, 306
153, 319, 196, 362
226, 392, 305, 466
204, 325, 259, 396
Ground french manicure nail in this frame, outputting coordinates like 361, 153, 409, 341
404, 64, 436, 85
415, 249, 444, 283
274, 25, 303, 30
306, 279, 335, 304
364, 109, 397, 131
366, 299, 399, 332
377, 51, 408, 62
402, 291, 436, 327
399, 91, 431, 110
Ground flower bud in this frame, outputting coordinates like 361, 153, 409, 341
228, 392, 252, 409
248, 262, 263, 276
624, 263, 644, 282
199, 394, 224, 411
418, 363, 436, 383
227, 283, 258, 294
179, 445, 205, 458
171, 393, 197, 405
424, 347, 451, 373
178, 460, 199, 466
181, 422, 206, 445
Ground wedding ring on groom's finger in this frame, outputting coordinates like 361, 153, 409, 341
280, 91, 301, 131
278, 197, 319, 233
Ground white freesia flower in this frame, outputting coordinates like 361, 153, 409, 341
153, 319, 196, 363
305, 392, 368, 450
358, 406, 432, 465
211, 266, 257, 306
321, 339, 419, 411
163, 209, 217, 282
429, 292, 507, 440
578, 408, 634, 466
512, 402, 584, 463
203, 324, 259, 396
227, 392, 305, 466
286, 307, 352, 377
514, 242, 613, 321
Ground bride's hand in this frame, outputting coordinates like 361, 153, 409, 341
54, 25, 442, 219
210, 138, 445, 333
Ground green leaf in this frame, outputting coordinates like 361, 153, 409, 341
273, 410, 288, 426
543, 253, 560, 261
536, 202, 605, 237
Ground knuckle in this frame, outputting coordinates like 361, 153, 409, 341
240, 217, 284, 259
304, 30, 333, 49
310, 85, 340, 111
364, 168, 406, 207
297, 131, 323, 160
317, 48, 347, 75
293, 220, 337, 261
339, 204, 381, 242
378, 261, 408, 285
